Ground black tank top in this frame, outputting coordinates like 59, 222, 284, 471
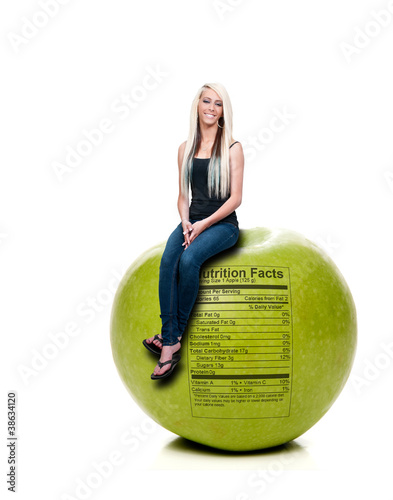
189, 141, 239, 227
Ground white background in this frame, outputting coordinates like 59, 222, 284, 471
1, 0, 393, 499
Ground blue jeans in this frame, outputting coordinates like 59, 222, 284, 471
159, 220, 239, 346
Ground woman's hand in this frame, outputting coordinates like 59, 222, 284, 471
181, 220, 193, 249
188, 220, 208, 245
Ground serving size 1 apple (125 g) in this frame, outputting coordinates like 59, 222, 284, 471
110, 227, 357, 451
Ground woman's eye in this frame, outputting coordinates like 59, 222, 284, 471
203, 99, 222, 107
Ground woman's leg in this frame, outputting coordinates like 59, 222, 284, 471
153, 222, 239, 377
156, 222, 185, 346
144, 222, 185, 351
176, 222, 239, 337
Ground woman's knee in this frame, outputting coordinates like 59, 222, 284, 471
178, 248, 200, 275
160, 248, 181, 275
160, 249, 174, 268
160, 229, 184, 268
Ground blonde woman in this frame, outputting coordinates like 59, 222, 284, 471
143, 83, 244, 379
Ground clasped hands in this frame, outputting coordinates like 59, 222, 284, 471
182, 220, 208, 249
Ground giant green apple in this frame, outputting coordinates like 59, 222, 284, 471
110, 227, 357, 451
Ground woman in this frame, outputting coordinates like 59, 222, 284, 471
143, 82, 244, 379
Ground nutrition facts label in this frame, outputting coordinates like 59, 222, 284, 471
186, 265, 293, 419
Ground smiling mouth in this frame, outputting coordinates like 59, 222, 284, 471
204, 113, 216, 118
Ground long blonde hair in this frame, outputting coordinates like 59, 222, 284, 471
180, 83, 234, 199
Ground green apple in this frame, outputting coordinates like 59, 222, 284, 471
110, 227, 357, 451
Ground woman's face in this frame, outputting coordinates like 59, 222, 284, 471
198, 88, 223, 127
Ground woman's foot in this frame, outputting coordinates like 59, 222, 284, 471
144, 334, 182, 355
152, 342, 181, 377
144, 334, 163, 350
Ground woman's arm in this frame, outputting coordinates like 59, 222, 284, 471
177, 141, 193, 248
188, 142, 244, 243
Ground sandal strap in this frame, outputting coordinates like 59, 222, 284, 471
157, 352, 180, 369
157, 359, 172, 368
153, 334, 163, 344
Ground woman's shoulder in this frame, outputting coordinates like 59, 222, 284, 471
177, 141, 187, 166
229, 141, 244, 166
178, 140, 187, 153
229, 141, 243, 155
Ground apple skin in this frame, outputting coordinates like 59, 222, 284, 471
110, 227, 357, 451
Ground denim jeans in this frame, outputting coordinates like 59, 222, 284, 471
159, 220, 239, 346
